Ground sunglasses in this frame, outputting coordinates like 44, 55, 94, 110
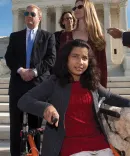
64, 17, 73, 21
72, 5, 84, 11
24, 11, 36, 17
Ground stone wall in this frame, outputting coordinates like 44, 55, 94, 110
0, 37, 9, 58
0, 37, 10, 78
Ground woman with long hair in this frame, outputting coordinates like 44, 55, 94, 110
18, 40, 130, 156
59, 0, 107, 87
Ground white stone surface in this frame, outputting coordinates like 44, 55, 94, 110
0, 140, 10, 156
108, 76, 130, 81
0, 37, 9, 58
0, 125, 10, 140
123, 56, 130, 76
0, 84, 9, 89
0, 89, 8, 95
0, 113, 10, 124
0, 103, 9, 112
0, 96, 9, 103
0, 59, 10, 77
0, 78, 9, 84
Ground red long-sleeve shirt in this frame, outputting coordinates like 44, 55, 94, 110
60, 82, 109, 156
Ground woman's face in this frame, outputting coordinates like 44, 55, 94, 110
67, 47, 88, 81
73, 1, 85, 19
62, 13, 74, 30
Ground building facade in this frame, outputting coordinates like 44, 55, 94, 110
0, 0, 129, 77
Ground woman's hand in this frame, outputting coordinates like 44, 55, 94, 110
43, 105, 59, 127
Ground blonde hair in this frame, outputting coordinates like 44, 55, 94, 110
75, 0, 105, 51
26, 4, 42, 17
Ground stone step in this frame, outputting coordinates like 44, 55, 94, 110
0, 113, 9, 124
0, 84, 9, 89
0, 124, 45, 140
107, 82, 130, 88
0, 103, 9, 112
0, 125, 9, 140
108, 76, 130, 81
0, 95, 9, 103
109, 88, 130, 95
0, 89, 8, 95
121, 95, 130, 99
0, 112, 47, 125
0, 140, 10, 156
0, 78, 9, 84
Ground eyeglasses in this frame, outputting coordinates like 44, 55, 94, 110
24, 11, 36, 17
63, 17, 73, 21
72, 5, 84, 11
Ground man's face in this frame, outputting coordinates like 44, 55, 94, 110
24, 7, 41, 29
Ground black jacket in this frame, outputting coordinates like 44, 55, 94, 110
5, 29, 56, 96
123, 32, 130, 47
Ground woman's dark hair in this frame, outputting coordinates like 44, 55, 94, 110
54, 39, 100, 91
59, 11, 76, 29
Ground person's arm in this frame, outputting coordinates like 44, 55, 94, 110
107, 28, 130, 47
5, 33, 21, 73
18, 76, 59, 126
122, 32, 130, 47
17, 77, 55, 118
107, 28, 123, 39
98, 84, 130, 107
35, 34, 56, 76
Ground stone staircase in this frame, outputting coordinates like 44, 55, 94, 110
107, 77, 130, 99
0, 77, 130, 155
0, 78, 10, 156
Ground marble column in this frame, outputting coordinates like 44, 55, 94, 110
19, 11, 25, 30
47, 13, 53, 33
119, 1, 130, 76
55, 6, 62, 31
103, 3, 112, 66
41, 7, 48, 31
119, 0, 128, 55
119, 1, 128, 30
12, 10, 19, 32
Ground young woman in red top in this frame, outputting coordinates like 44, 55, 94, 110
18, 40, 130, 156
59, 0, 107, 88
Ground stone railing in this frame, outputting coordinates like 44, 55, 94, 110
0, 37, 9, 58
0, 37, 10, 78
0, 58, 10, 78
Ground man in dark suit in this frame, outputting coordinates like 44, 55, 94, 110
107, 27, 130, 47
5, 4, 56, 156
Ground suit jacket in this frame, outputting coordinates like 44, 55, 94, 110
5, 29, 56, 96
18, 75, 130, 156
123, 32, 130, 47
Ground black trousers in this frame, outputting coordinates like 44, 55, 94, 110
9, 93, 42, 156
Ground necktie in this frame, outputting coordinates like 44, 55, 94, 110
26, 29, 34, 68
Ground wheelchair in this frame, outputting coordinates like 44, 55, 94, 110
20, 112, 44, 156
20, 97, 125, 156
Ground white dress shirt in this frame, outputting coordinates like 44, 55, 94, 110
17, 26, 38, 77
